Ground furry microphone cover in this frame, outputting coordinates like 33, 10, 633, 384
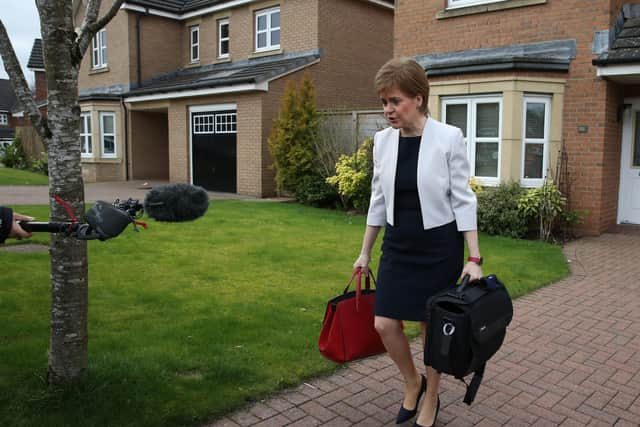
144, 183, 209, 222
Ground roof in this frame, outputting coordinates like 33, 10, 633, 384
125, 50, 321, 98
415, 39, 576, 77
125, 0, 393, 14
593, 4, 640, 66
0, 127, 16, 139
27, 39, 44, 70
0, 79, 18, 112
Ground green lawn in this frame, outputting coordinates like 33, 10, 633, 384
0, 201, 569, 427
0, 167, 48, 185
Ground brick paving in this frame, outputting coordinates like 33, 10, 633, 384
206, 232, 640, 426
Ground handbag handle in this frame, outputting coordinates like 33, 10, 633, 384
456, 273, 472, 293
343, 268, 375, 293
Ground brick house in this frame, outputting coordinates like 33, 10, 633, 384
0, 79, 19, 152
395, 0, 640, 236
73, 0, 393, 196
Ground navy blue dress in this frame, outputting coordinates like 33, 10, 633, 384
375, 135, 464, 322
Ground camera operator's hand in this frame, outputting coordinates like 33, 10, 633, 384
1, 207, 33, 243
11, 213, 34, 239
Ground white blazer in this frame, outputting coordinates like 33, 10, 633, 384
366, 117, 477, 232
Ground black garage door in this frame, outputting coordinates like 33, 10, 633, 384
192, 110, 237, 192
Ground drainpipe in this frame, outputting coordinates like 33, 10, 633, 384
122, 97, 130, 181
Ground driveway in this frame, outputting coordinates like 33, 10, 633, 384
1, 180, 261, 205
208, 231, 640, 426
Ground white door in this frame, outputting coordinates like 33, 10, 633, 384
618, 100, 640, 224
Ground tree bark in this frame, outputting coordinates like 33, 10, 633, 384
0, 0, 125, 385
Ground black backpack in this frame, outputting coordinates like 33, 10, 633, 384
424, 274, 513, 405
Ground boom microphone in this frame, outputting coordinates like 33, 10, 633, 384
143, 183, 209, 222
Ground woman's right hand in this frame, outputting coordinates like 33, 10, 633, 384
353, 253, 371, 275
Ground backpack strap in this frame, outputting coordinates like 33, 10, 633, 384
462, 363, 485, 405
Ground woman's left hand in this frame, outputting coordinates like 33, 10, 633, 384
460, 262, 483, 283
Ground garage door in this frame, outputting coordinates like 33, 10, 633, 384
192, 110, 237, 192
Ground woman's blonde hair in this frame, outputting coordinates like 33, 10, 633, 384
374, 57, 430, 116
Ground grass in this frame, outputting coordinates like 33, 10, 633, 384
0, 167, 48, 185
0, 201, 569, 427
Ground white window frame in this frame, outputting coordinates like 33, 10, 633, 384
442, 95, 503, 186
92, 29, 107, 69
215, 113, 237, 134
255, 7, 280, 52
521, 95, 551, 188
190, 25, 200, 63
218, 18, 230, 59
80, 113, 93, 158
448, 0, 506, 9
193, 114, 215, 134
99, 112, 116, 158
0, 112, 8, 125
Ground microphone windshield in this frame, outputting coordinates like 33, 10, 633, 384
143, 183, 209, 222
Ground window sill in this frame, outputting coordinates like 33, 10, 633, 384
437, 0, 546, 19
215, 55, 232, 63
250, 48, 283, 59
89, 66, 109, 75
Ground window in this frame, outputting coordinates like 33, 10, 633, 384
100, 112, 116, 158
442, 96, 502, 184
633, 112, 640, 167
448, 0, 505, 8
215, 113, 237, 133
92, 29, 107, 68
0, 113, 7, 125
255, 7, 280, 52
193, 114, 215, 134
190, 26, 200, 63
521, 96, 551, 186
218, 19, 230, 58
80, 113, 92, 157
193, 113, 237, 134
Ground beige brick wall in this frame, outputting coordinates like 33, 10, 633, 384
130, 111, 169, 180
180, 0, 319, 67
163, 93, 264, 197
77, 5, 133, 92
314, 0, 393, 109
137, 15, 183, 83
395, 0, 626, 235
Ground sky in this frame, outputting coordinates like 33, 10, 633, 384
0, 2, 42, 86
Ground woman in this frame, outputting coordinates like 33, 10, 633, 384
353, 57, 483, 427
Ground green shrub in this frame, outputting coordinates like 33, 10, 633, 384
518, 178, 584, 243
1, 136, 27, 169
326, 138, 373, 213
29, 152, 49, 176
295, 173, 340, 207
268, 73, 320, 195
477, 181, 528, 239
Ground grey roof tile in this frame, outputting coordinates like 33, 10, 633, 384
27, 39, 44, 69
126, 50, 320, 97
0, 80, 18, 112
126, 0, 392, 14
415, 39, 576, 77
594, 5, 640, 65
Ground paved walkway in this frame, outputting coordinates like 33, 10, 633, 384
208, 231, 640, 426
0, 181, 281, 205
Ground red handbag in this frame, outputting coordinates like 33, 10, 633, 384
318, 269, 386, 363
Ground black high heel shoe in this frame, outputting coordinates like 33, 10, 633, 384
396, 374, 427, 424
413, 394, 440, 427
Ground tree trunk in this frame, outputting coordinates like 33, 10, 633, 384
2, 0, 124, 385
39, 0, 88, 385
